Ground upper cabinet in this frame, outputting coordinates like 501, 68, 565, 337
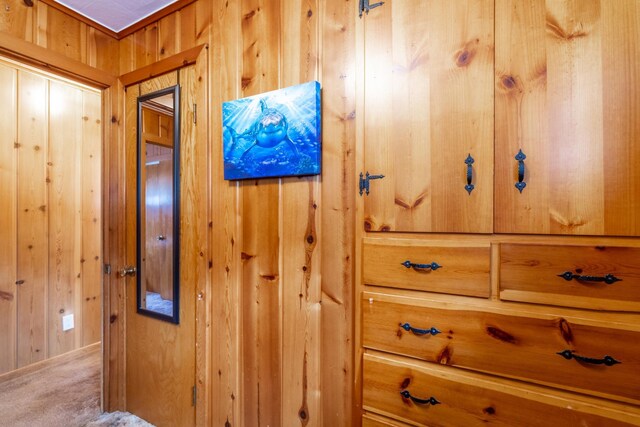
495, 0, 640, 236
362, 0, 494, 233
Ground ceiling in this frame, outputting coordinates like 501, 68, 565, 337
52, 0, 179, 33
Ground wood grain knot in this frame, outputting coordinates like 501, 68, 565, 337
241, 76, 252, 90
260, 274, 277, 281
363, 220, 373, 231
400, 377, 411, 389
109, 314, 117, 324
306, 235, 315, 244
0, 291, 14, 301
379, 225, 391, 232
483, 406, 496, 415
456, 49, 474, 67
436, 345, 452, 364
307, 9, 313, 18
486, 326, 517, 344
240, 252, 254, 260
111, 116, 117, 123
557, 318, 573, 344
546, 14, 588, 41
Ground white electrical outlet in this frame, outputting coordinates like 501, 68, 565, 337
62, 314, 74, 331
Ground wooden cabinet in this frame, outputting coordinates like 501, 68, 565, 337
500, 243, 640, 311
362, 0, 494, 233
494, 0, 640, 236
362, 237, 490, 297
357, 1, 640, 425
363, 293, 640, 405
364, 352, 640, 427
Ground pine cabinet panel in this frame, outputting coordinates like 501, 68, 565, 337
364, 353, 640, 427
495, 0, 640, 236
363, 295, 640, 405
500, 243, 640, 311
362, 0, 494, 233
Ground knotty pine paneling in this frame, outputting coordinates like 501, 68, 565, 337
0, 0, 119, 76
0, 63, 17, 374
116, 0, 356, 425
81, 90, 102, 346
0, 60, 102, 375
16, 69, 48, 367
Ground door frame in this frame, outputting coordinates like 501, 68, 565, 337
1, 33, 210, 425
102, 44, 209, 425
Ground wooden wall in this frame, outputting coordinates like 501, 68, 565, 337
0, 0, 119, 75
0, 58, 102, 375
2, 0, 356, 424
118, 1, 356, 425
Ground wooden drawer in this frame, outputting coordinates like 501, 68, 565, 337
363, 353, 640, 427
363, 238, 490, 297
363, 294, 640, 404
500, 244, 640, 311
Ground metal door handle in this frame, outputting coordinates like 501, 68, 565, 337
119, 266, 137, 277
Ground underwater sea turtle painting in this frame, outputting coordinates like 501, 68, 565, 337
223, 81, 321, 180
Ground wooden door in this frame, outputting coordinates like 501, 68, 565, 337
123, 68, 196, 427
362, 0, 494, 233
495, 0, 640, 236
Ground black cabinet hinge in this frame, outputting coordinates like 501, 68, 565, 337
192, 385, 197, 406
359, 172, 385, 196
104, 264, 111, 275
359, 0, 385, 18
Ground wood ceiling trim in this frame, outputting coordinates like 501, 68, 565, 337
0, 32, 116, 88
119, 44, 206, 88
38, 0, 196, 40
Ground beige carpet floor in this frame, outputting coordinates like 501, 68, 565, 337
0, 343, 153, 427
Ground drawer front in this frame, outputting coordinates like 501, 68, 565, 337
363, 239, 490, 297
500, 244, 640, 311
364, 353, 640, 427
362, 413, 411, 427
363, 297, 640, 404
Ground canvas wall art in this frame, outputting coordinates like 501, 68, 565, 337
222, 81, 321, 180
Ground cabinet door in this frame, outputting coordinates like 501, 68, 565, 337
362, 0, 494, 233
495, 0, 640, 236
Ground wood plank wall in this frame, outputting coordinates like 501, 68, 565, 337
0, 59, 102, 375
117, 1, 356, 425
3, 0, 356, 423
0, 0, 119, 75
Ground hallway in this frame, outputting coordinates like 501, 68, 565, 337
0, 343, 151, 426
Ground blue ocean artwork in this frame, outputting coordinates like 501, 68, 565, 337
223, 81, 321, 180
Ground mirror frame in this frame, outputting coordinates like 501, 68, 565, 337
136, 84, 181, 324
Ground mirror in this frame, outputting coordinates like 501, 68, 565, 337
136, 85, 180, 323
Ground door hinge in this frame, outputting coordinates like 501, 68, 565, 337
192, 385, 197, 406
193, 103, 197, 124
104, 264, 111, 275
359, 172, 385, 196
359, 0, 385, 17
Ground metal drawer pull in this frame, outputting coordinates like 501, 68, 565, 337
515, 149, 527, 193
402, 260, 442, 271
557, 350, 621, 366
465, 153, 475, 194
400, 390, 440, 406
400, 323, 441, 336
557, 271, 621, 285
